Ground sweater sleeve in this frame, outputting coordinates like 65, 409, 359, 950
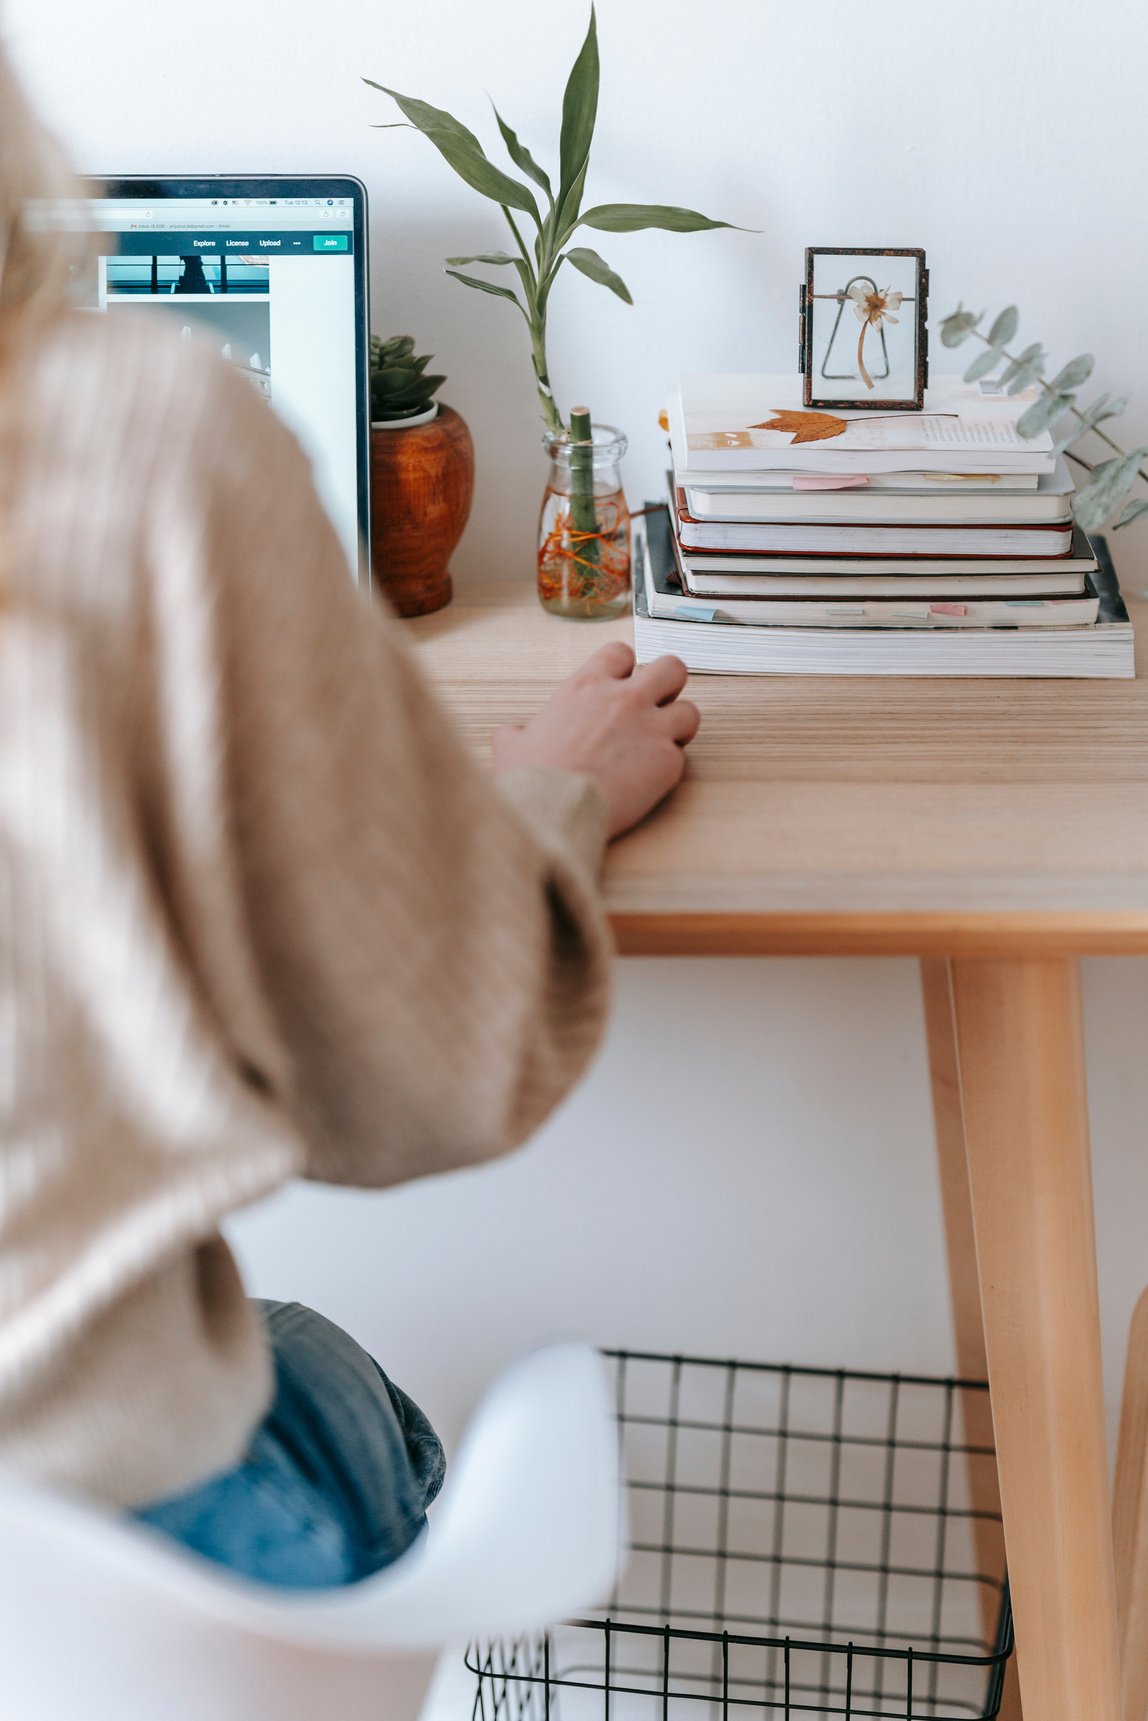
156, 357, 613, 1190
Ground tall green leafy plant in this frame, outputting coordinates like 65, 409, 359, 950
365, 6, 743, 438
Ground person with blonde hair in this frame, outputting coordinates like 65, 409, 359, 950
0, 43, 700, 1585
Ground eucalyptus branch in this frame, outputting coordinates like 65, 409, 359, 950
963, 322, 1142, 473
941, 302, 1148, 532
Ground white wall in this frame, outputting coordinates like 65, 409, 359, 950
8, 0, 1148, 1454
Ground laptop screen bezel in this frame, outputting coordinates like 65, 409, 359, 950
91, 174, 372, 585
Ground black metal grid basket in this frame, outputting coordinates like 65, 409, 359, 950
468, 1349, 1013, 1721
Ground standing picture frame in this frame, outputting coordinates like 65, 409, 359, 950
799, 247, 929, 410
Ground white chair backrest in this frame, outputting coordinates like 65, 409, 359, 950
0, 1342, 623, 1721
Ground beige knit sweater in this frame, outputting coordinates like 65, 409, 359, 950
0, 312, 612, 1508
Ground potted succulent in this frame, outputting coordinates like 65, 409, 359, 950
365, 7, 748, 618
369, 334, 475, 617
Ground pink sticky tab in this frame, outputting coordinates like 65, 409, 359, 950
930, 604, 967, 617
791, 474, 869, 491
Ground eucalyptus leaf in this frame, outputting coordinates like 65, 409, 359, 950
1116, 496, 1148, 529
1016, 391, 1074, 438
444, 267, 528, 316
939, 306, 981, 348
1096, 391, 1130, 423
445, 251, 518, 266
564, 245, 633, 303
1006, 361, 1046, 396
1070, 448, 1148, 532
491, 104, 553, 199
987, 305, 1019, 347
999, 342, 1044, 388
964, 347, 1002, 383
557, 6, 599, 232
363, 82, 484, 154
1064, 391, 1130, 449
580, 202, 737, 233
1053, 392, 1110, 454
1049, 353, 1095, 392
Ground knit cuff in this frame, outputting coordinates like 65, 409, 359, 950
494, 767, 610, 880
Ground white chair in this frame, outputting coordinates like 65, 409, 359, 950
0, 1343, 624, 1721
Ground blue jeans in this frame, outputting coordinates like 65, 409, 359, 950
133, 1300, 445, 1589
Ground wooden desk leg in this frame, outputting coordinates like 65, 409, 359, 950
949, 957, 1121, 1721
1113, 1286, 1148, 1721
920, 959, 1021, 1720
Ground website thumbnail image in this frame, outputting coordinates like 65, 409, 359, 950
72, 246, 272, 401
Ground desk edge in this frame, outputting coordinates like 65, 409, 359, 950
610, 911, 1148, 958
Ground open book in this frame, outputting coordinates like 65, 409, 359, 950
670, 375, 1058, 476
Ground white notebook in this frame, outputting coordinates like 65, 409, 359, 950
682, 458, 1075, 524
670, 524, 1091, 600
674, 512, 1073, 557
671, 522, 1098, 584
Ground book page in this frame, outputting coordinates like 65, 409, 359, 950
679, 375, 1052, 456
688, 416, 1035, 455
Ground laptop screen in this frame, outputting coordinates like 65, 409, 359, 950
65, 177, 370, 578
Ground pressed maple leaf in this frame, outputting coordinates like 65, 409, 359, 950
751, 408, 849, 443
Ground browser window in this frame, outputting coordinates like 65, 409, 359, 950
70, 195, 362, 569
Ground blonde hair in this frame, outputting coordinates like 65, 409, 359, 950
0, 40, 83, 350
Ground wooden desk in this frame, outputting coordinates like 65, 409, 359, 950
410, 582, 1148, 1721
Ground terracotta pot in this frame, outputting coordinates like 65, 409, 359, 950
369, 405, 475, 617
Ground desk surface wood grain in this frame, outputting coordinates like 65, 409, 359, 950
407, 581, 1148, 955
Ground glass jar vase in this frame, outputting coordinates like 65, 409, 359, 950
537, 424, 631, 619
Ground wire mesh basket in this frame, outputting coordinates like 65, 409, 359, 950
468, 1349, 1013, 1721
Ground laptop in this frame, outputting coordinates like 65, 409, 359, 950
65, 175, 371, 583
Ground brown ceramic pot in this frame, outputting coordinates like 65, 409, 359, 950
369, 405, 475, 617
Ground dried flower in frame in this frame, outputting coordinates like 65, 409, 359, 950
846, 282, 904, 390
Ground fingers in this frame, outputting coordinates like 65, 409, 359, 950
577, 641, 636, 682
663, 698, 701, 744
636, 654, 689, 707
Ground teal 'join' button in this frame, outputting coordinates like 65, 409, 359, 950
313, 234, 349, 252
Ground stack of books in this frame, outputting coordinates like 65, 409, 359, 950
632, 374, 1134, 677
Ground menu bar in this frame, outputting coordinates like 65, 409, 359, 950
95, 231, 354, 256
97, 199, 354, 231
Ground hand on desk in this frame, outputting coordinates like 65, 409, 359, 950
492, 643, 700, 839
